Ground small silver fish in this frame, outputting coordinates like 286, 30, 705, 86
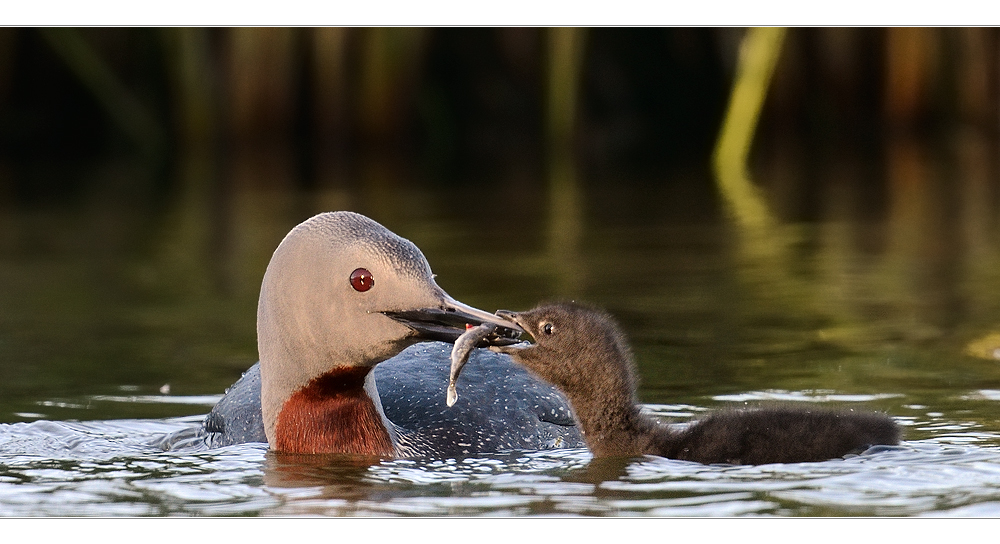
447, 323, 496, 407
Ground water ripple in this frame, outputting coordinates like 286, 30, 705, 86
4, 416, 1000, 516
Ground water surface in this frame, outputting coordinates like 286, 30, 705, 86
3, 146, 1000, 516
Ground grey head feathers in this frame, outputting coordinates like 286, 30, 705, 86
294, 211, 432, 283
258, 212, 446, 444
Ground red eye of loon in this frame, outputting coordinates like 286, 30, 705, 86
350, 268, 374, 292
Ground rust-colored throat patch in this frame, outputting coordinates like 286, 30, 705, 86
274, 367, 395, 456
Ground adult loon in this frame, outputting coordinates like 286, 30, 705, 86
201, 212, 583, 457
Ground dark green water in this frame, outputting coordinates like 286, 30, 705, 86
3, 146, 1000, 516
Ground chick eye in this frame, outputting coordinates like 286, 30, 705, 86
542, 322, 554, 335
350, 268, 375, 292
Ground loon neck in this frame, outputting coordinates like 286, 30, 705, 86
571, 387, 667, 457
273, 366, 397, 456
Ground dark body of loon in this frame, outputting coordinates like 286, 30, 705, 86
202, 212, 582, 457
494, 303, 901, 465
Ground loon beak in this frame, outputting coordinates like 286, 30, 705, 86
383, 294, 523, 346
489, 310, 534, 353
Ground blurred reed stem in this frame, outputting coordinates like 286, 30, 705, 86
546, 27, 587, 295
39, 28, 164, 161
712, 27, 785, 229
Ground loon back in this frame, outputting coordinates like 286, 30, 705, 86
204, 343, 583, 457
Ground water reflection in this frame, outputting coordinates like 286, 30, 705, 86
265, 451, 381, 488
2, 405, 1000, 516
4, 118, 1000, 515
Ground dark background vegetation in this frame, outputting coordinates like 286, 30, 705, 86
2, 28, 996, 211
2, 28, 1000, 413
